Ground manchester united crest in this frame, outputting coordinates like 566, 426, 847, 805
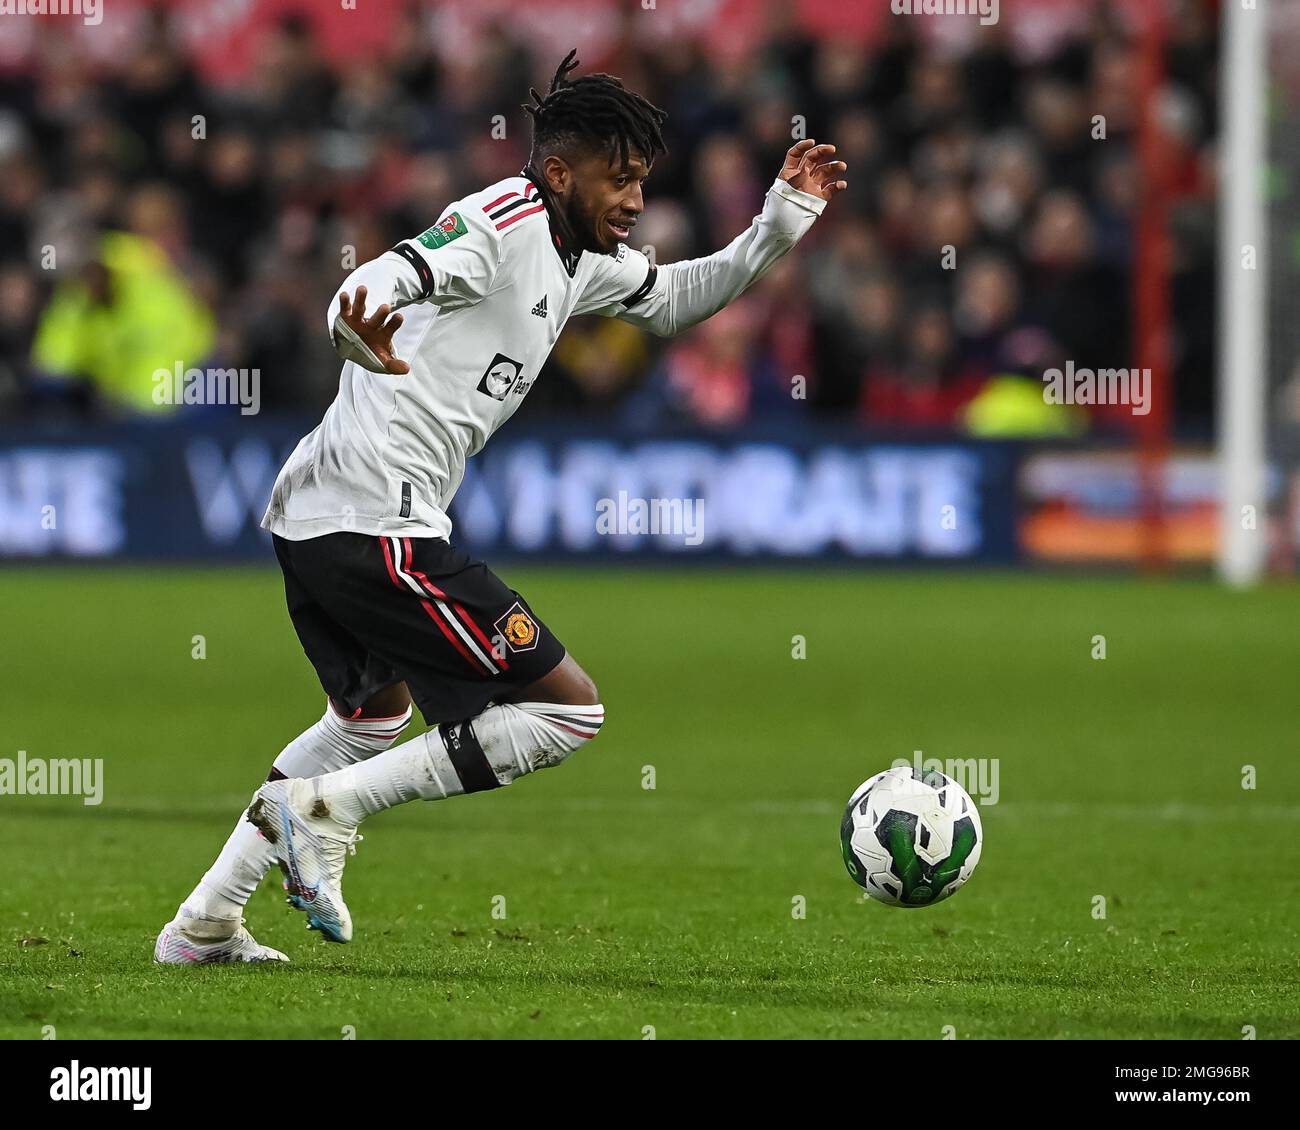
494, 602, 538, 652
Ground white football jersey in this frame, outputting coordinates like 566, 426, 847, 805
262, 170, 825, 542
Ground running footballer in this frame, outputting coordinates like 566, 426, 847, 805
156, 50, 847, 962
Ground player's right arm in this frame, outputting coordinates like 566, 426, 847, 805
327, 207, 503, 374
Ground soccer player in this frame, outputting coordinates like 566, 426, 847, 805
155, 51, 846, 962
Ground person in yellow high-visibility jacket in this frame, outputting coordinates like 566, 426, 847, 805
31, 230, 215, 415
961, 373, 1088, 438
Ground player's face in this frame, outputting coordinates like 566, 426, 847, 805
561, 150, 651, 254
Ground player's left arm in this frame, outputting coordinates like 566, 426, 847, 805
577, 140, 846, 335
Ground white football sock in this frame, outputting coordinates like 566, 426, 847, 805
316, 702, 605, 826
178, 702, 412, 927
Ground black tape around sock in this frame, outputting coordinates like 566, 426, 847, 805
437, 720, 501, 793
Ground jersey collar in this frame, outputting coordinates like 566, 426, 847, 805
521, 165, 583, 278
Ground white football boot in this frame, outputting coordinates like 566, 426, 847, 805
245, 778, 358, 944
154, 914, 289, 965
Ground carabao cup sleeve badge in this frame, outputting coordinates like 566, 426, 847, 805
416, 211, 468, 249
494, 602, 538, 652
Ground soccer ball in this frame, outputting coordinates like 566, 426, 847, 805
840, 765, 982, 907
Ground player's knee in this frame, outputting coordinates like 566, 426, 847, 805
513, 701, 605, 767
570, 669, 600, 707
576, 701, 604, 744
523, 654, 599, 706
551, 662, 599, 706
546, 700, 604, 753
269, 699, 414, 780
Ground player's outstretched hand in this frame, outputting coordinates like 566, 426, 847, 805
337, 286, 411, 375
779, 139, 848, 203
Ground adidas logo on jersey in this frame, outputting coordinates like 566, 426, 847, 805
530, 295, 548, 318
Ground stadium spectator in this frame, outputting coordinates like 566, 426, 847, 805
29, 187, 216, 416
0, 1, 1220, 435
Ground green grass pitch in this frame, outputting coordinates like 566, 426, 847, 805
1, 567, 1297, 1039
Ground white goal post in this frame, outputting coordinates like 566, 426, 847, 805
1218, 0, 1268, 587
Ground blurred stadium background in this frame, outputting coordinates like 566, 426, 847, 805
0, 0, 1279, 571
3, 0, 1300, 1041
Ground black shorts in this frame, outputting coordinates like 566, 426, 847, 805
272, 532, 566, 724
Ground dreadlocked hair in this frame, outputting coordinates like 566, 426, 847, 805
523, 49, 667, 171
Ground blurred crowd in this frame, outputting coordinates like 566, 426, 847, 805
0, 0, 1220, 434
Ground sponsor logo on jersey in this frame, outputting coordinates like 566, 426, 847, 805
494, 602, 538, 652
416, 212, 468, 250
476, 353, 523, 400
530, 295, 548, 318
